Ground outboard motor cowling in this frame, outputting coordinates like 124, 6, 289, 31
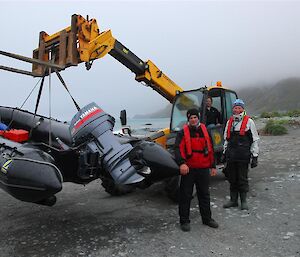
70, 103, 144, 184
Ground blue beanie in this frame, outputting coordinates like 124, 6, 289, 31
233, 99, 245, 109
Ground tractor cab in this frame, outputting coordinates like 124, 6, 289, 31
169, 82, 237, 155
207, 81, 238, 127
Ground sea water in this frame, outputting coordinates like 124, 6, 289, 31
114, 117, 170, 135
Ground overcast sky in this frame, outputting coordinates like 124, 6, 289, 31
1, 0, 300, 120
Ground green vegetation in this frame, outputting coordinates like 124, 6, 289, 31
276, 120, 289, 125
286, 109, 300, 117
263, 120, 288, 135
260, 109, 300, 118
260, 111, 281, 118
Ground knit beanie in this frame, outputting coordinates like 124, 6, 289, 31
232, 99, 245, 109
186, 108, 200, 120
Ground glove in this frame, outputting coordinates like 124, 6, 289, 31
220, 153, 226, 164
251, 156, 258, 168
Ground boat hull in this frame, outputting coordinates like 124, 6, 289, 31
0, 138, 63, 204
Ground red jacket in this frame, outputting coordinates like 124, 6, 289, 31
175, 123, 214, 169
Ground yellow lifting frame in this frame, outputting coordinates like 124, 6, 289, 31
32, 14, 183, 103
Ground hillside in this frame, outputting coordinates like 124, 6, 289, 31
134, 77, 300, 118
238, 77, 300, 115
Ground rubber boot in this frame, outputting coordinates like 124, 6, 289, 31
240, 192, 249, 210
223, 191, 238, 208
180, 223, 191, 232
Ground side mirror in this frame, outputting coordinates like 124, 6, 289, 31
120, 109, 127, 126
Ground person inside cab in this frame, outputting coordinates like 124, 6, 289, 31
205, 96, 221, 128
175, 108, 219, 232
222, 99, 259, 210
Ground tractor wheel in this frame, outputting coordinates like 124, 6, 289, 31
164, 176, 181, 202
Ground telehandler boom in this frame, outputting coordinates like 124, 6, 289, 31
32, 14, 183, 103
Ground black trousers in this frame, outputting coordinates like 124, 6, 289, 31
227, 161, 249, 193
179, 169, 212, 224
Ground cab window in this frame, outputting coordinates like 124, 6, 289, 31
225, 91, 237, 121
171, 90, 204, 131
210, 96, 221, 113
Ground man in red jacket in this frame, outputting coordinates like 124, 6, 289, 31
175, 108, 219, 232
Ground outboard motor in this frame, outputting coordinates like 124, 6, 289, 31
70, 103, 144, 184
